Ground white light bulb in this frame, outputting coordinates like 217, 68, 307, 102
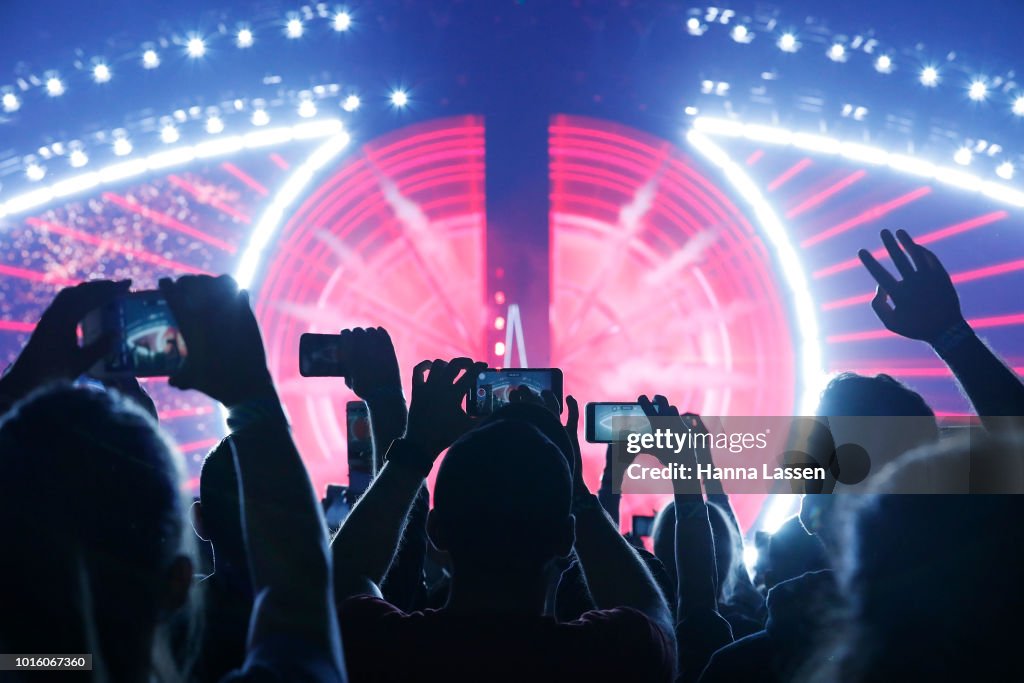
160, 124, 180, 144
113, 137, 133, 156
968, 80, 988, 101
186, 36, 206, 58
45, 77, 65, 97
778, 33, 798, 52
390, 89, 409, 107
93, 63, 112, 83
333, 12, 352, 31
237, 29, 254, 48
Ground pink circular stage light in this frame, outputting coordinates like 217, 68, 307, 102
256, 115, 790, 526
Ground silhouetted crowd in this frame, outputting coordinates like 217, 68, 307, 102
1, 228, 1022, 682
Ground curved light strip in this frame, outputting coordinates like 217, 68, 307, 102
0, 119, 346, 219
234, 129, 352, 289
687, 129, 825, 415
692, 117, 1024, 208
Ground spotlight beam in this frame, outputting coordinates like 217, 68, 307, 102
828, 312, 1024, 343
167, 174, 252, 223
102, 192, 238, 252
221, 162, 270, 196
823, 257, 1024, 311
813, 210, 1009, 278
828, 364, 1024, 378
0, 320, 38, 333
786, 170, 867, 218
0, 262, 77, 287
766, 158, 813, 192
801, 187, 931, 248
25, 217, 210, 275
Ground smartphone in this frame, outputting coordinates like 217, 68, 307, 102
585, 402, 651, 443
347, 401, 373, 494
632, 515, 655, 538
299, 333, 348, 377
468, 368, 563, 416
322, 484, 351, 530
82, 291, 187, 377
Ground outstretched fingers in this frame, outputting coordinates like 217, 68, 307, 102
871, 286, 897, 327
896, 229, 949, 278
412, 359, 433, 389
858, 248, 900, 292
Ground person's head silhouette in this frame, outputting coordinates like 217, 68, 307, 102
428, 419, 574, 588
0, 385, 194, 681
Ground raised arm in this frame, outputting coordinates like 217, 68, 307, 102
332, 358, 484, 601
340, 327, 407, 474
0, 279, 129, 410
639, 396, 733, 683
692, 420, 761, 609
338, 327, 425, 611
562, 396, 675, 644
637, 398, 720, 620
597, 445, 622, 524
859, 229, 1024, 429
161, 275, 345, 679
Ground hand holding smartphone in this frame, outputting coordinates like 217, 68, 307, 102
467, 368, 563, 416
584, 402, 651, 443
299, 333, 349, 377
82, 290, 187, 377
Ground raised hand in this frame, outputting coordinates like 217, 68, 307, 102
1, 279, 130, 401
858, 229, 966, 343
340, 327, 402, 401
405, 358, 486, 458
158, 275, 274, 407
561, 395, 589, 498
638, 393, 680, 420
683, 413, 725, 495
638, 394, 701, 496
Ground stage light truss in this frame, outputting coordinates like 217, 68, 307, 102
691, 117, 1024, 208
0, 120, 346, 219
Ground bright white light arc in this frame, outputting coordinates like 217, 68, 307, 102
692, 116, 1024, 206
687, 129, 824, 416
0, 119, 346, 220
688, 115, 1024, 409
234, 130, 351, 289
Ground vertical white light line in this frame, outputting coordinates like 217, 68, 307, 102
687, 129, 825, 415
502, 303, 529, 368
